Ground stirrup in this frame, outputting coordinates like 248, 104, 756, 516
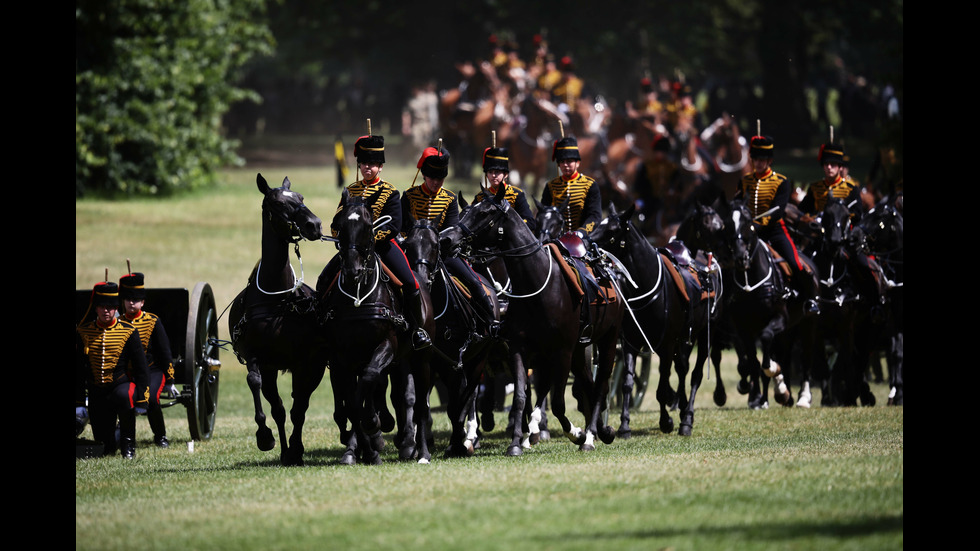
413, 329, 432, 350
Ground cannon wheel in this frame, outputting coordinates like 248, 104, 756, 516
608, 347, 652, 410
185, 282, 220, 441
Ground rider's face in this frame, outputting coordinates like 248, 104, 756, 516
822, 161, 841, 181
558, 159, 580, 178
359, 162, 382, 183
485, 169, 507, 190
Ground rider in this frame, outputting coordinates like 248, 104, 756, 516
631, 133, 680, 236
319, 133, 431, 350
76, 281, 150, 459
734, 134, 819, 313
472, 145, 537, 232
798, 142, 863, 220
541, 135, 604, 340
402, 145, 500, 337
541, 135, 603, 237
119, 271, 179, 448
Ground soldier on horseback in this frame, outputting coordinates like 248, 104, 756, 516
734, 134, 820, 313
473, 144, 537, 231
402, 145, 500, 337
317, 133, 432, 350
541, 135, 606, 340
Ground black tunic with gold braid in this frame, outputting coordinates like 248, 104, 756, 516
735, 168, 806, 272
473, 184, 537, 232
541, 172, 603, 234
401, 185, 459, 232
799, 175, 862, 216
333, 178, 402, 243
75, 319, 150, 408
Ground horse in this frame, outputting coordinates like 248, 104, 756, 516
318, 191, 436, 464
808, 198, 883, 407
532, 196, 569, 243
673, 200, 731, 408
401, 217, 500, 457
591, 203, 720, 437
441, 185, 625, 454
716, 199, 821, 409
228, 174, 328, 466
859, 200, 903, 404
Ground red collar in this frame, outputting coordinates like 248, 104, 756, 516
561, 171, 580, 182
754, 168, 773, 180
96, 318, 118, 330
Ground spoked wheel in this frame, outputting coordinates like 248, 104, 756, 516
185, 282, 220, 441
609, 347, 652, 410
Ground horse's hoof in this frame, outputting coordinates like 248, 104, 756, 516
861, 390, 877, 407
579, 442, 596, 452
399, 446, 417, 461
417, 457, 431, 465
538, 430, 551, 442
714, 388, 727, 407
339, 450, 356, 465
598, 425, 616, 445
482, 413, 495, 432
736, 380, 751, 395
660, 417, 674, 434
617, 428, 632, 440
256, 427, 275, 452
528, 431, 540, 446
679, 424, 692, 436
379, 410, 396, 433
506, 445, 523, 457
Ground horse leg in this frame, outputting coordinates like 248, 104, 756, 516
888, 332, 903, 405
390, 359, 418, 460
656, 347, 677, 433
354, 343, 396, 465
283, 365, 326, 466
711, 342, 727, 407
591, 336, 619, 446
245, 360, 279, 452
680, 333, 709, 436
411, 355, 434, 464
506, 350, 529, 456
759, 317, 791, 406
617, 347, 638, 439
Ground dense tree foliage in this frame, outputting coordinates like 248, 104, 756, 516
76, 0, 273, 196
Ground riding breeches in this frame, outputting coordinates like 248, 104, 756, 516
761, 220, 805, 273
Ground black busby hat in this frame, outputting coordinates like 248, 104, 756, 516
749, 135, 775, 159
552, 136, 581, 162
483, 147, 509, 172
119, 272, 146, 300
354, 135, 385, 164
818, 142, 845, 165
418, 146, 450, 179
92, 282, 120, 308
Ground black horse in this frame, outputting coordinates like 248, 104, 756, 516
318, 192, 435, 464
229, 174, 328, 466
591, 204, 720, 437
859, 200, 903, 404
401, 217, 500, 457
719, 199, 824, 409
809, 198, 883, 407
441, 185, 625, 454
533, 196, 570, 242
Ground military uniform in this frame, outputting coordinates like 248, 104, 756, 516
320, 134, 430, 349
799, 143, 862, 218
76, 282, 150, 458
541, 136, 602, 235
473, 146, 536, 231
734, 136, 805, 272
120, 272, 176, 448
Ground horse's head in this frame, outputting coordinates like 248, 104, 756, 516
333, 192, 377, 284
534, 196, 569, 242
676, 202, 725, 255
819, 198, 852, 254
862, 202, 903, 255
257, 173, 323, 242
452, 184, 516, 253
591, 202, 636, 255
725, 200, 758, 271
403, 218, 440, 288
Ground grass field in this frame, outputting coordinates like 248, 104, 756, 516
76, 160, 902, 551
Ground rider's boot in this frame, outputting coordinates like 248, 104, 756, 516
405, 288, 431, 350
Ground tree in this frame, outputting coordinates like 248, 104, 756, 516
76, 0, 274, 196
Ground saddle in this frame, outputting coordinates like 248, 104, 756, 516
546, 242, 618, 306
659, 241, 715, 305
